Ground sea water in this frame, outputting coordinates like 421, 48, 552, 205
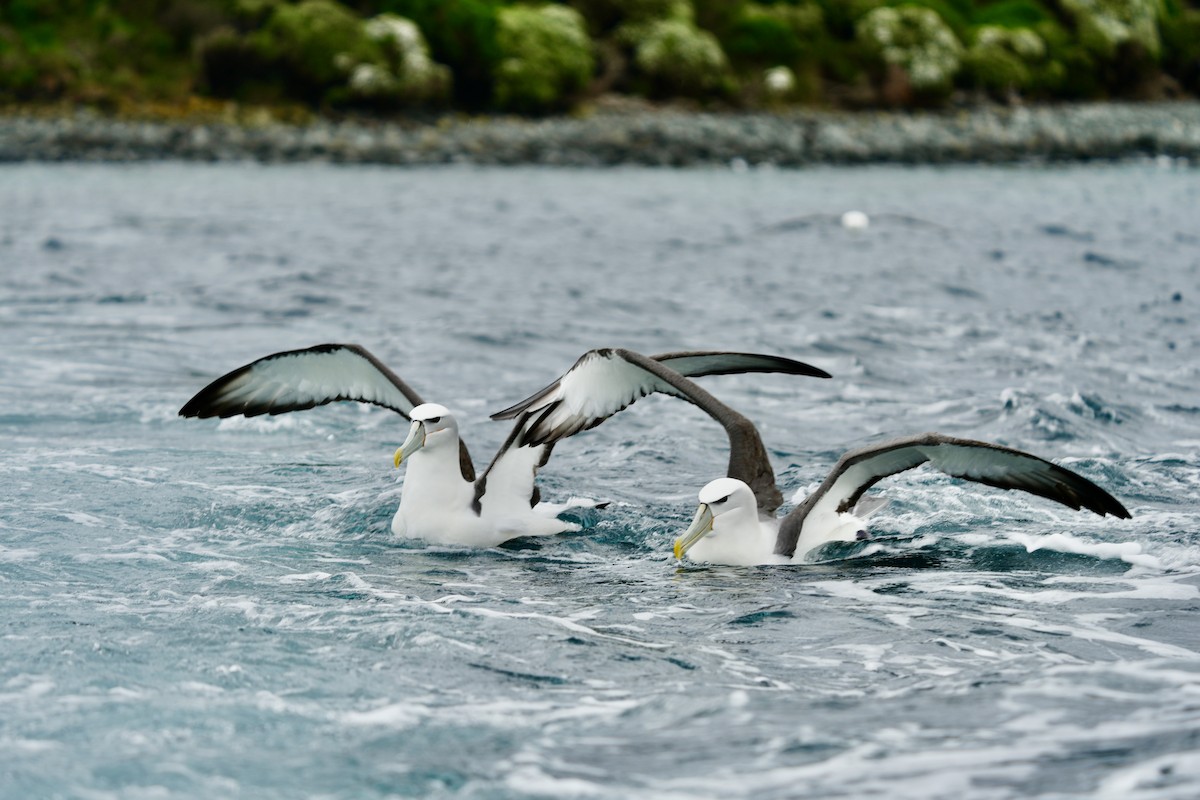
1, 162, 1198, 798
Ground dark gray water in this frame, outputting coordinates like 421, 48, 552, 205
1, 163, 1198, 799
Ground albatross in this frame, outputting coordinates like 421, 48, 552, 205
178, 344, 830, 546
672, 435, 1131, 566
492, 363, 1131, 565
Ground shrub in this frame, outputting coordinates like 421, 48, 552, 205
1053, 0, 1165, 95
846, 0, 972, 39
370, 0, 502, 108
1161, 8, 1200, 92
335, 13, 452, 105
259, 0, 382, 92
0, 33, 79, 101
494, 4, 593, 112
232, 0, 284, 29
573, 0, 691, 29
363, 14, 451, 103
196, 25, 275, 98
726, 11, 804, 65
1058, 0, 1164, 60
633, 17, 731, 96
814, 0, 863, 39
725, 3, 826, 67
1035, 17, 1104, 96
856, 5, 963, 94
972, 0, 1054, 29
693, 0, 747, 40
160, 0, 234, 50
963, 24, 1049, 94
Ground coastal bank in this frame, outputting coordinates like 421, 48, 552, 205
2, 102, 1198, 166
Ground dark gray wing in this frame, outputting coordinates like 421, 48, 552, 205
776, 432, 1131, 557
180, 343, 475, 481
652, 351, 830, 381
490, 348, 808, 514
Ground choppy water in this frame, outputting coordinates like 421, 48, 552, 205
2, 162, 1198, 799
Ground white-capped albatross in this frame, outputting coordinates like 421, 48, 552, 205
179, 343, 830, 547
671, 433, 1131, 566
491, 347, 805, 515
492, 366, 1130, 564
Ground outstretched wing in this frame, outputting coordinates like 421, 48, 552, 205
491, 348, 828, 442
776, 433, 1131, 557
490, 348, 828, 514
652, 351, 830, 382
179, 343, 425, 419
179, 343, 475, 480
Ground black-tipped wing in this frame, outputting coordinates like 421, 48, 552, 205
491, 348, 829, 433
776, 433, 1131, 557
180, 343, 476, 480
179, 343, 425, 420
652, 351, 830, 381
490, 348, 821, 514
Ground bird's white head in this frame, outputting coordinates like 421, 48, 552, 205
394, 403, 457, 467
674, 477, 759, 560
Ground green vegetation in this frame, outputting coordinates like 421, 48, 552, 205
632, 18, 731, 97
963, 25, 1055, 96
1, 0, 1198, 116
494, 5, 592, 112
856, 5, 964, 96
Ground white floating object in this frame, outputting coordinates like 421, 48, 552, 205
841, 210, 870, 230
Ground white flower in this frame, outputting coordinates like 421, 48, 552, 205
764, 66, 796, 95
349, 63, 393, 94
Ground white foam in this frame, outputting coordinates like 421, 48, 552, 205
1008, 531, 1161, 568
0, 545, 38, 562
278, 571, 332, 584
0, 737, 60, 754
1096, 752, 1200, 799
340, 701, 429, 729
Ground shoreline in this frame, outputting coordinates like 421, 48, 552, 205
2, 102, 1198, 167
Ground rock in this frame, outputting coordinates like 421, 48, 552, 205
3, 102, 1200, 166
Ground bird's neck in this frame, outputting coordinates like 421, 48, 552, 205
399, 438, 473, 509
694, 510, 775, 566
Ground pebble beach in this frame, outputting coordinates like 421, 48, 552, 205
2, 101, 1198, 166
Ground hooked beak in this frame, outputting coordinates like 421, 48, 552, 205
394, 420, 425, 467
674, 504, 714, 560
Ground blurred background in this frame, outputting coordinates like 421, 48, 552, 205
2, 0, 1199, 119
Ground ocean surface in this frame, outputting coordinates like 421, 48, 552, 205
1, 162, 1198, 799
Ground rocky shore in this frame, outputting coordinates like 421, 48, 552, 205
2, 102, 1198, 166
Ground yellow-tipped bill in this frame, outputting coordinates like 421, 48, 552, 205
394, 420, 425, 467
674, 504, 714, 560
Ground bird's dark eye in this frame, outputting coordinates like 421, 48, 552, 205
426, 417, 441, 424
713, 496, 729, 506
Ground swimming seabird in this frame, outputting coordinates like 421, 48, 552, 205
671, 434, 1131, 565
493, 364, 1130, 564
179, 343, 830, 546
